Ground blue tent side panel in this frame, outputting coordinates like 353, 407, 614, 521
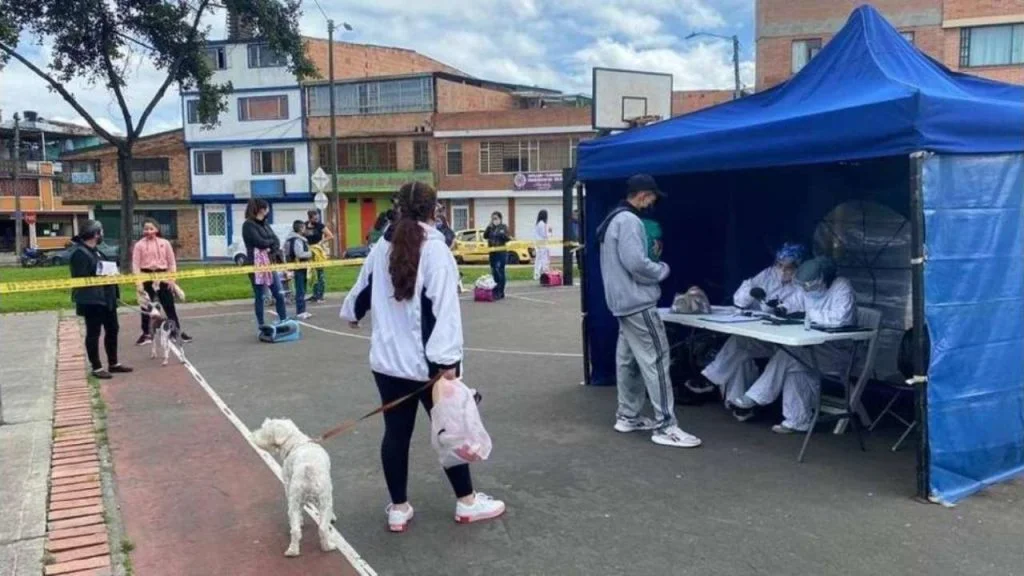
923, 153, 1024, 504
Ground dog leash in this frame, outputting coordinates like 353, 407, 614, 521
313, 374, 443, 443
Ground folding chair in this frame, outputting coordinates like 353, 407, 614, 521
868, 327, 926, 452
798, 307, 882, 463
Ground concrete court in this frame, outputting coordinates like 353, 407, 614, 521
172, 286, 1024, 576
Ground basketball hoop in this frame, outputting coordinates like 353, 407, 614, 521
624, 115, 663, 128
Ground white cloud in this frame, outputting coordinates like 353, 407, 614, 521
592, 6, 664, 38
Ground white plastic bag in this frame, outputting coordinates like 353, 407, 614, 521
430, 378, 492, 469
474, 275, 497, 290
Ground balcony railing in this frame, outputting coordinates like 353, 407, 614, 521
333, 170, 435, 193
0, 159, 35, 176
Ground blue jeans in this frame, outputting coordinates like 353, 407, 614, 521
293, 269, 307, 314
312, 268, 325, 300
489, 251, 507, 298
252, 273, 287, 326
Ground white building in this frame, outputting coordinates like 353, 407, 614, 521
183, 40, 314, 259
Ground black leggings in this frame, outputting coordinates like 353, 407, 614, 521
373, 371, 473, 504
140, 274, 180, 334
83, 306, 119, 370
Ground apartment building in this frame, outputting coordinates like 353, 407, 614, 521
756, 0, 1024, 90
61, 129, 201, 259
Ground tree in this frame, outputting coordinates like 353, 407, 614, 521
0, 0, 317, 267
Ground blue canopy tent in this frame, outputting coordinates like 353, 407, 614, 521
577, 5, 1024, 504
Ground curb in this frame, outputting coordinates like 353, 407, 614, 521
41, 321, 116, 576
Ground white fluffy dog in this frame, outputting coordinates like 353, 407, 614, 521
252, 418, 336, 557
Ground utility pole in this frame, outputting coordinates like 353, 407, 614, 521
732, 34, 741, 100
327, 19, 340, 257
13, 112, 22, 256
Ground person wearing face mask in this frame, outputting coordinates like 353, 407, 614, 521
596, 174, 702, 449
69, 220, 133, 379
685, 243, 807, 417
532, 210, 552, 280
729, 256, 857, 433
483, 211, 511, 300
242, 198, 288, 327
132, 218, 191, 345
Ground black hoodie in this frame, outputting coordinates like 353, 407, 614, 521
68, 239, 119, 314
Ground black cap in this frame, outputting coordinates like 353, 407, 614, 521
626, 174, 664, 199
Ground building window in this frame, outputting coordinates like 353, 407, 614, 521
306, 76, 434, 116
132, 210, 177, 239
317, 142, 397, 173
186, 99, 219, 124
479, 141, 540, 174
452, 201, 469, 231
251, 148, 295, 175
238, 95, 289, 121
67, 160, 100, 184
446, 143, 463, 175
413, 141, 430, 171
203, 46, 227, 70
791, 38, 822, 74
193, 150, 223, 175
900, 31, 915, 45
960, 24, 1024, 67
131, 158, 170, 184
35, 215, 74, 238
247, 43, 287, 68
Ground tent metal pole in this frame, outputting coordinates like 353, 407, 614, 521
562, 167, 576, 287
909, 151, 930, 501
578, 181, 592, 387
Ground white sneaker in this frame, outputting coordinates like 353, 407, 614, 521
455, 493, 506, 524
614, 416, 659, 433
385, 503, 414, 533
651, 425, 703, 448
683, 378, 716, 395
771, 424, 801, 435
296, 312, 313, 320
728, 395, 757, 410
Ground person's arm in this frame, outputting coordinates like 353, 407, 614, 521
321, 225, 334, 242
163, 239, 177, 274
69, 248, 93, 279
340, 245, 375, 324
131, 241, 144, 288
733, 268, 770, 309
295, 238, 312, 260
242, 221, 258, 250
812, 281, 857, 327
483, 225, 493, 240
615, 216, 669, 285
423, 242, 463, 372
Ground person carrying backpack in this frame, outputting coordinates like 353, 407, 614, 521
284, 220, 313, 319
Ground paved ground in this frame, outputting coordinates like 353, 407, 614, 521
162, 285, 1024, 576
0, 313, 57, 576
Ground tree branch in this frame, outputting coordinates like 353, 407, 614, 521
133, 0, 211, 139
0, 40, 122, 146
101, 19, 134, 139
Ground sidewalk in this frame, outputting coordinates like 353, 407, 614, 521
96, 322, 358, 575
0, 313, 58, 576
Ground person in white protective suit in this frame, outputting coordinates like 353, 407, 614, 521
684, 243, 807, 421
729, 256, 858, 434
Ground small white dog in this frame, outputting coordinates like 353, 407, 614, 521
139, 291, 184, 366
252, 418, 336, 557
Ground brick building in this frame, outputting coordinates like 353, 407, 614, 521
672, 90, 735, 115
61, 129, 201, 259
756, 0, 1024, 90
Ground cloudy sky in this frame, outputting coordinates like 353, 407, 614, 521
0, 0, 755, 137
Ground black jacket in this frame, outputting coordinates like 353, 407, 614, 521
484, 223, 510, 247
242, 218, 282, 264
69, 240, 118, 314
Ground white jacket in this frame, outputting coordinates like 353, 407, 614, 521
341, 223, 463, 381
733, 266, 804, 313
801, 277, 858, 328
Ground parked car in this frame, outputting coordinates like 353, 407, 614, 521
47, 241, 120, 266
228, 242, 248, 265
452, 228, 533, 264
344, 245, 370, 259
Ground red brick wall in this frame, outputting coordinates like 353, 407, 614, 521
62, 130, 189, 203
944, 0, 1024, 20
175, 208, 201, 260
305, 113, 433, 138
304, 39, 463, 80
671, 90, 733, 116
435, 79, 518, 113
434, 107, 591, 131
435, 133, 593, 192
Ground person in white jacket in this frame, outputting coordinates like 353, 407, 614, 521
730, 256, 858, 434
686, 243, 807, 419
341, 181, 505, 533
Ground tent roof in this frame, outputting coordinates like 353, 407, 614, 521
578, 5, 1024, 181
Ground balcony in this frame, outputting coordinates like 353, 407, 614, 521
332, 170, 435, 193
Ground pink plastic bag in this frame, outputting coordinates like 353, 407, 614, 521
430, 378, 492, 469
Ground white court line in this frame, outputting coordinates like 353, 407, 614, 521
170, 344, 378, 576
506, 295, 555, 305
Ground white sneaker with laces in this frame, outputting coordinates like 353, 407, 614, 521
386, 503, 414, 533
651, 425, 703, 448
614, 416, 659, 433
297, 312, 313, 320
729, 395, 757, 410
455, 493, 506, 524
771, 424, 800, 435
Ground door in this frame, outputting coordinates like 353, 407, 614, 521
205, 206, 228, 258
360, 198, 377, 246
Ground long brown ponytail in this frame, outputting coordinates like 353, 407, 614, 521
389, 181, 438, 301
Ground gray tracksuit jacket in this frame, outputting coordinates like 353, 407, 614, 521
597, 206, 670, 317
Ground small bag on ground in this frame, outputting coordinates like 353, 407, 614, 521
430, 378, 492, 469
540, 270, 562, 286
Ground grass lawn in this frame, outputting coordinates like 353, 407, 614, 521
0, 262, 552, 313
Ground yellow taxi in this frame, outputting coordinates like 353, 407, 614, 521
452, 228, 534, 264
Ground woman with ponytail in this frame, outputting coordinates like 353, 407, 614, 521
341, 182, 505, 533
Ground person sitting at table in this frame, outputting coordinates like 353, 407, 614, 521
728, 256, 858, 434
684, 243, 807, 419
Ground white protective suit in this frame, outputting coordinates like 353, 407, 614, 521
533, 221, 551, 279
744, 277, 858, 431
702, 266, 806, 405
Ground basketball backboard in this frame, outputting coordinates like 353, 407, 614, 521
592, 67, 673, 131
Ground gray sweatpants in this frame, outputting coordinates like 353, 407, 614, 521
615, 308, 677, 430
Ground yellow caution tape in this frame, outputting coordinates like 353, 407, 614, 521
0, 241, 580, 295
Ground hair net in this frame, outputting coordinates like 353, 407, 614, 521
796, 256, 837, 287
775, 242, 807, 265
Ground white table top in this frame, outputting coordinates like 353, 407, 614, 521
659, 307, 875, 347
